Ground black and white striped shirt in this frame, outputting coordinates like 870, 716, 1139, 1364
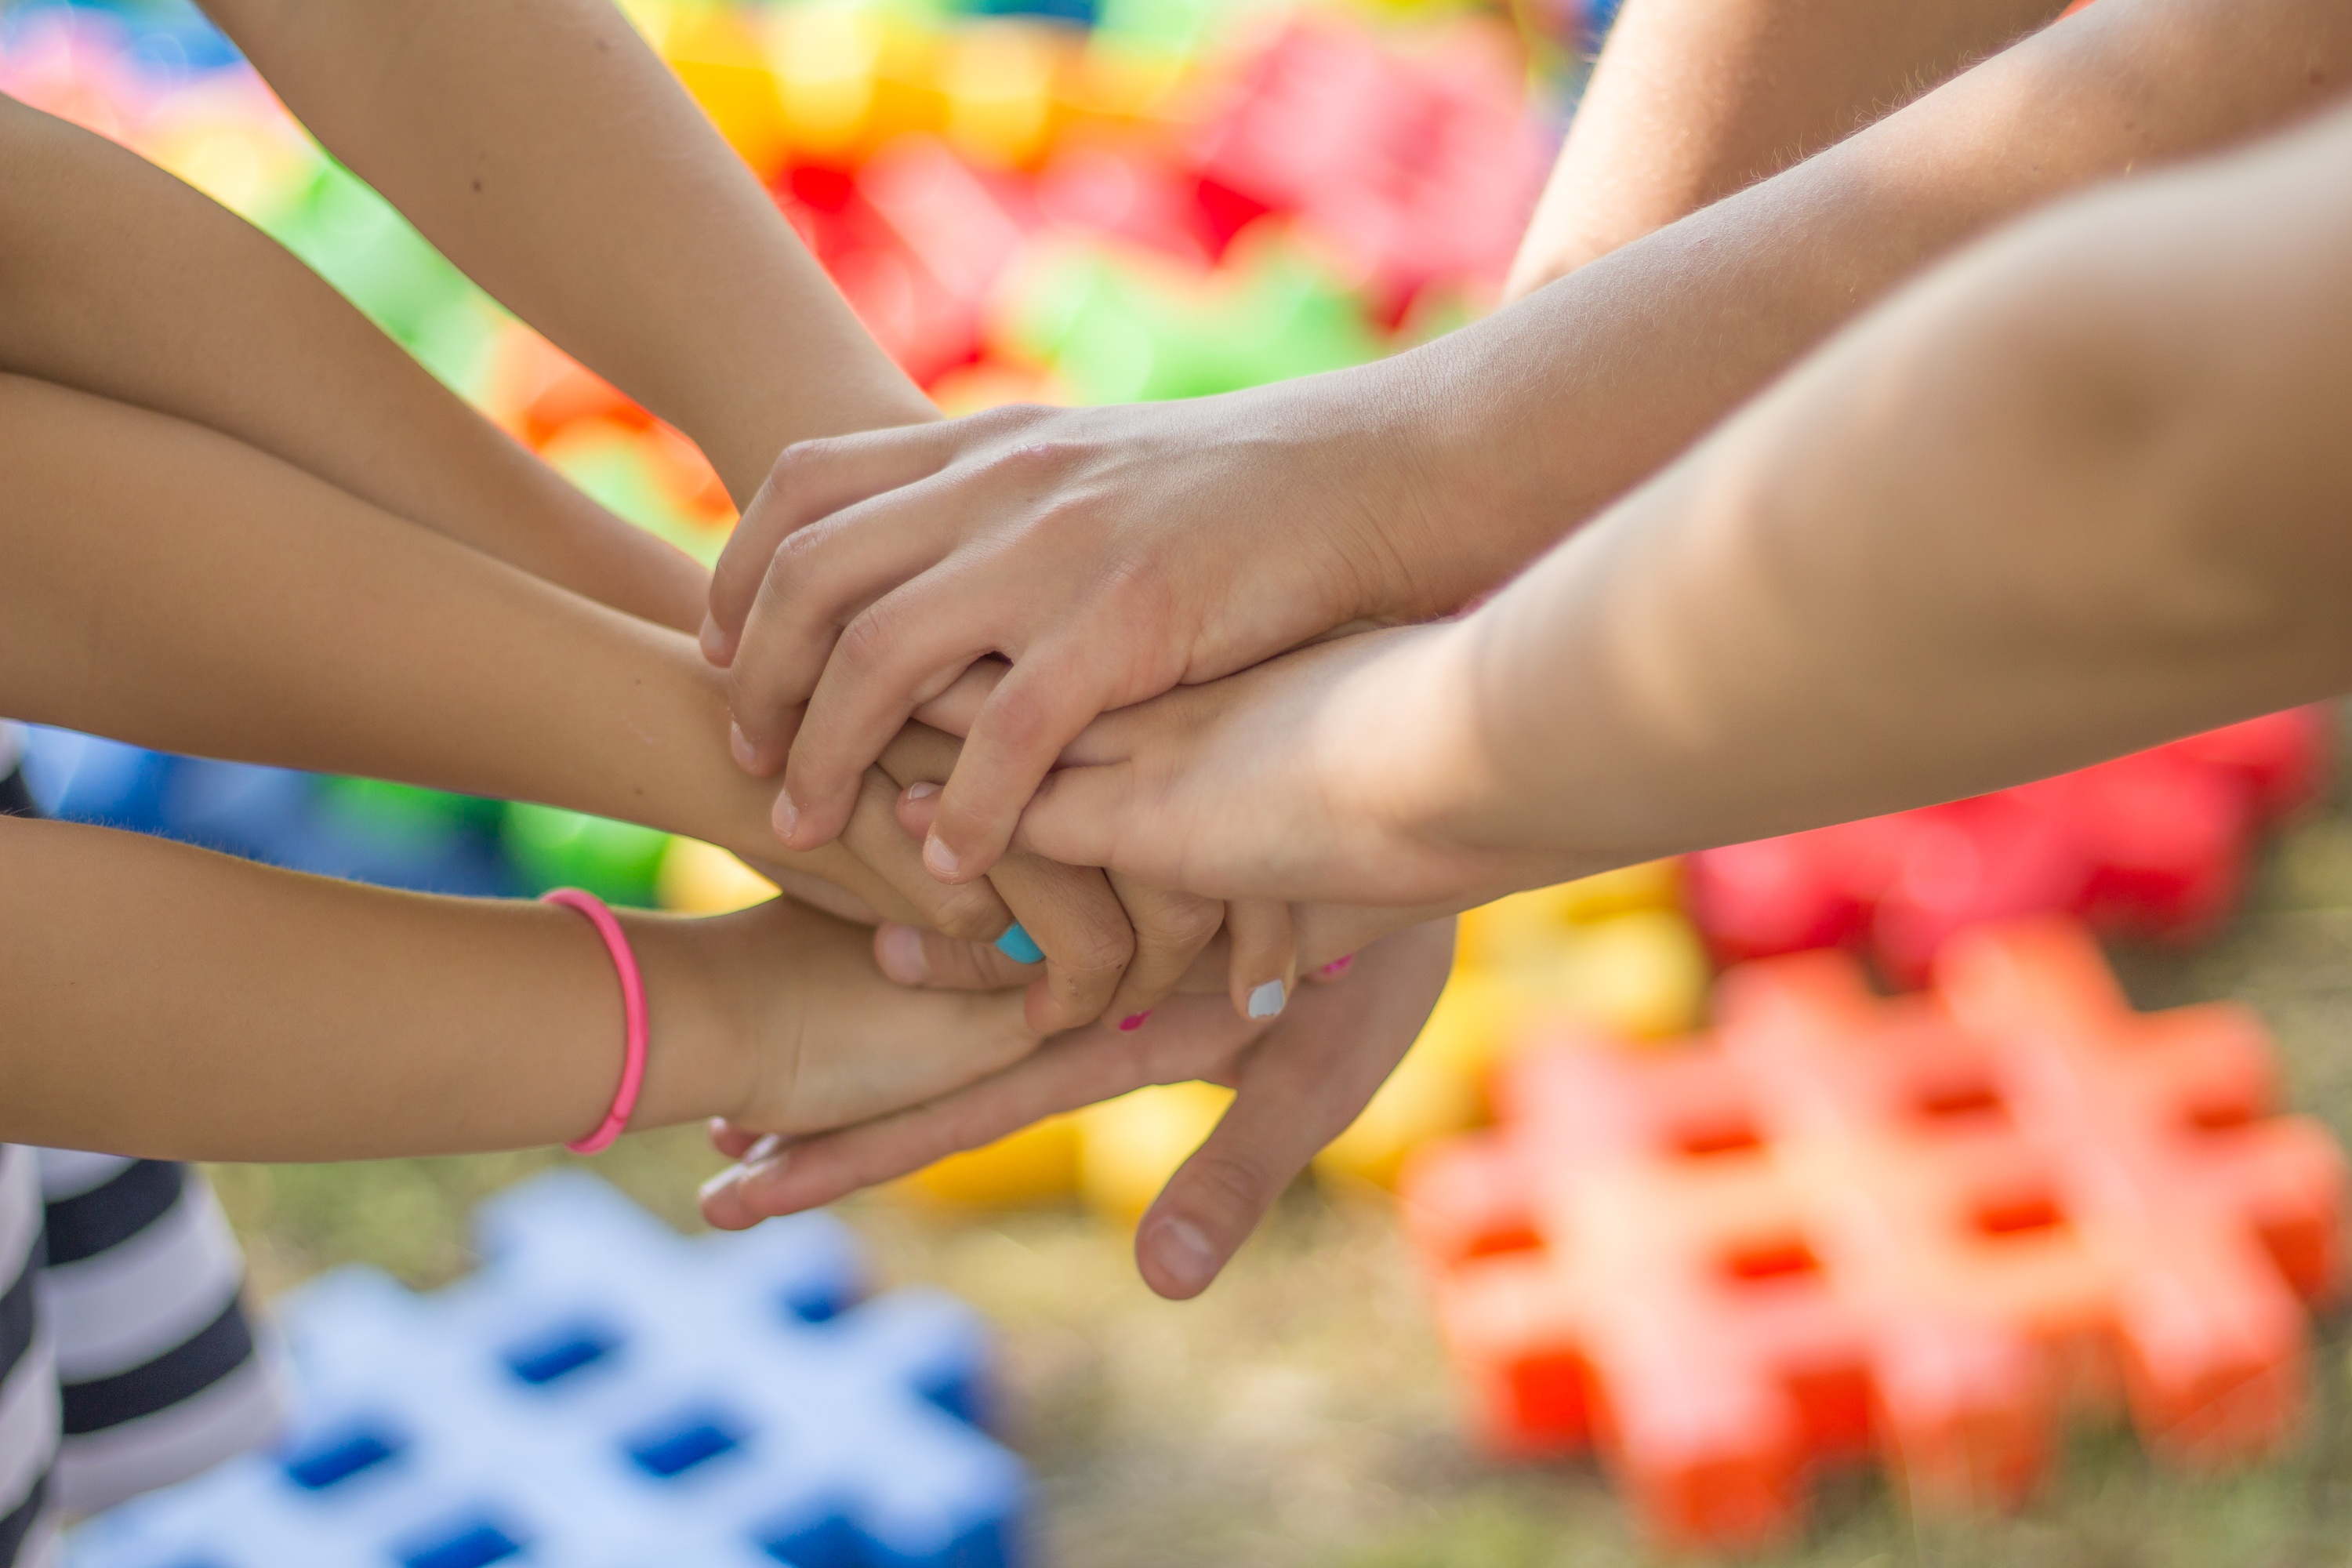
1, 748, 282, 1562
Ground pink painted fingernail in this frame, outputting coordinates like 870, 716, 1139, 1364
729, 721, 757, 771
1318, 954, 1356, 978
1119, 1012, 1152, 1032
771, 787, 799, 841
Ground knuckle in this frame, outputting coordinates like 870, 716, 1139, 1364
768, 436, 840, 488
833, 603, 902, 679
927, 888, 1007, 945
1176, 1149, 1272, 1221
1148, 898, 1226, 956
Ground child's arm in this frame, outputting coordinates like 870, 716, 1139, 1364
0, 813, 1034, 1160
1010, 103, 2352, 908
1505, 0, 2067, 297
198, 0, 935, 502
705, 0, 2352, 887
0, 93, 706, 633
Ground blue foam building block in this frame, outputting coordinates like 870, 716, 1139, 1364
14, 729, 515, 896
66, 1173, 1029, 1568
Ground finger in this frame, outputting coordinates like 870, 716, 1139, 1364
877, 722, 1138, 1032
1135, 926, 1450, 1298
986, 851, 1137, 1034
908, 656, 1009, 739
871, 921, 1038, 990
1100, 874, 1225, 1029
1009, 759, 1144, 875
1223, 898, 1298, 1023
768, 574, 1004, 854
705, 426, 955, 663
923, 646, 1124, 884
707, 1120, 771, 1161
699, 996, 1266, 1226
837, 766, 1013, 942
723, 500, 978, 779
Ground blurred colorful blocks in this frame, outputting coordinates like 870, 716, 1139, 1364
1687, 708, 2333, 986
1399, 917, 2346, 1551
67, 1172, 1031, 1568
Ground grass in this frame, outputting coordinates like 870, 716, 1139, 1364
205, 717, 2352, 1567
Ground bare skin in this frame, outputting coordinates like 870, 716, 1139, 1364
704, 0, 2352, 887
1005, 107, 2352, 911
1506, 0, 2070, 295
0, 814, 1034, 1161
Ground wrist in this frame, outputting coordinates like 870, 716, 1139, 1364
612, 911, 757, 1131
1320, 621, 1552, 905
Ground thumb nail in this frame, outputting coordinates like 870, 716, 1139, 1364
876, 924, 931, 985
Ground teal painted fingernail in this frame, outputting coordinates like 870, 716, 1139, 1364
994, 923, 1044, 965
1247, 979, 1287, 1019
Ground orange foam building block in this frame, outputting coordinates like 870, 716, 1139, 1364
1400, 916, 2344, 1552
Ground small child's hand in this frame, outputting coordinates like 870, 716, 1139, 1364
698, 919, 1457, 1299
678, 897, 1042, 1138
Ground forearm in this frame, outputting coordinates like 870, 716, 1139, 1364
1447, 110, 2352, 869
0, 375, 925, 923
0, 815, 743, 1160
203, 0, 935, 501
0, 95, 704, 631
1507, 0, 2066, 296
1384, 0, 2352, 614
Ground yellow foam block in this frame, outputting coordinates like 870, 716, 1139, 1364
666, 7, 789, 151
762, 2, 885, 156
940, 20, 1066, 169
1551, 908, 1710, 1040
1454, 860, 1682, 971
1076, 1082, 1233, 1225
655, 837, 779, 915
898, 1114, 1082, 1207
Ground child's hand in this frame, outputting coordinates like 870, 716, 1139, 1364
703, 376, 1479, 888
982, 622, 1562, 911
673, 896, 1042, 1138
698, 919, 1456, 1299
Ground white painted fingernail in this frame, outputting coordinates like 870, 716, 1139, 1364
1247, 979, 1287, 1019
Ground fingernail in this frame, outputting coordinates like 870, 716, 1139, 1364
730, 722, 757, 771
994, 922, 1044, 965
925, 834, 963, 880
771, 788, 798, 841
1318, 954, 1356, 979
1118, 1011, 1152, 1032
1247, 979, 1288, 1019
699, 614, 730, 664
1148, 1216, 1218, 1294
698, 1164, 745, 1204
877, 923, 930, 984
906, 781, 942, 802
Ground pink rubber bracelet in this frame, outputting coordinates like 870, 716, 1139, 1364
543, 888, 648, 1155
